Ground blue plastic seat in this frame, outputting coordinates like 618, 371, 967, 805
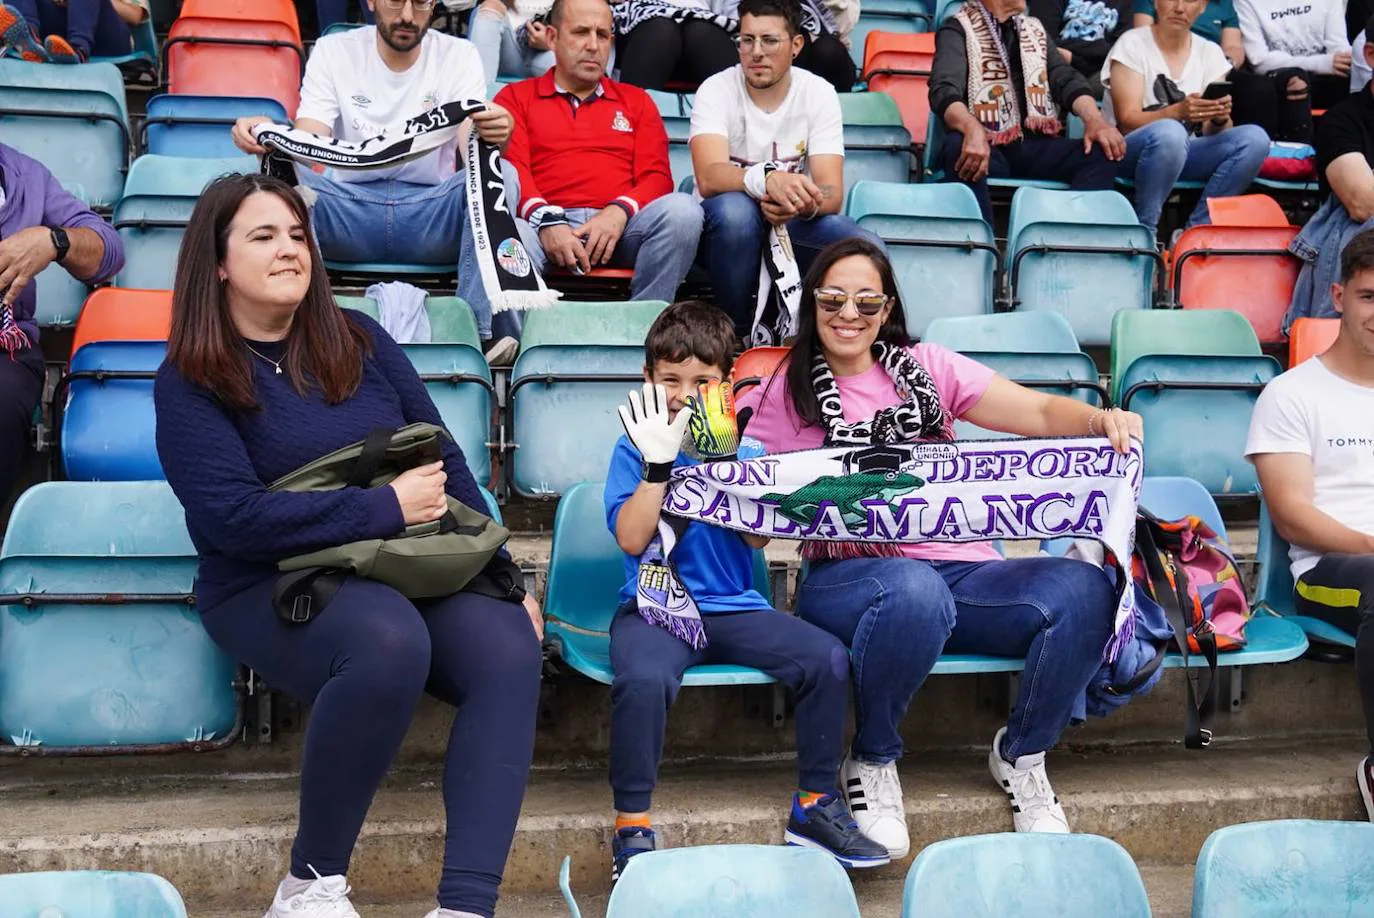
0, 870, 187, 917
1255, 503, 1355, 649
0, 482, 239, 751
662, 108, 694, 190
33, 260, 91, 328
902, 833, 1150, 917
846, 181, 997, 334
89, 13, 159, 69
1007, 187, 1159, 346
543, 482, 775, 686
0, 59, 131, 208
143, 94, 288, 157
1192, 819, 1374, 917
59, 340, 165, 481
844, 123, 915, 185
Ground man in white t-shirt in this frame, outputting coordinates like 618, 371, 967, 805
688, 0, 881, 336
1245, 228, 1374, 822
230, 0, 521, 363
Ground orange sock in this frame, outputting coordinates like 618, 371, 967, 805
797, 790, 826, 809
615, 812, 652, 831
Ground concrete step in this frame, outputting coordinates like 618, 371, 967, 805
0, 739, 1361, 914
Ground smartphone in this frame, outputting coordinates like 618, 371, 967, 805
1203, 81, 1233, 100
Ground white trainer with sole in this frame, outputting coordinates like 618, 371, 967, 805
263, 872, 361, 918
840, 755, 911, 858
988, 726, 1070, 834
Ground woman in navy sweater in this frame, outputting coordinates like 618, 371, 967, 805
154, 173, 542, 918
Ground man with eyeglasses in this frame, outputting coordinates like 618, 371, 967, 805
231, 0, 523, 365
689, 0, 882, 338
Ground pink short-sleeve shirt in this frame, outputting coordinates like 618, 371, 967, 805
736, 343, 1003, 563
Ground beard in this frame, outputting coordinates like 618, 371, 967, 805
378, 18, 428, 52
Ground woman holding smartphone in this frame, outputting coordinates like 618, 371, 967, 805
1102, 0, 1269, 236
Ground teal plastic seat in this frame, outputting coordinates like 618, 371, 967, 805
846, 181, 997, 334
509, 301, 667, 498
33, 260, 91, 328
1007, 187, 1158, 347
663, 108, 694, 188
90, 13, 159, 70
0, 60, 131, 208
950, 351, 1104, 440
1255, 503, 1355, 649
0, 482, 239, 752
838, 93, 913, 184
902, 833, 1150, 917
0, 870, 187, 917
1192, 819, 1374, 917
543, 482, 775, 686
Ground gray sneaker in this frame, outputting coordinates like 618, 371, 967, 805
483, 335, 519, 367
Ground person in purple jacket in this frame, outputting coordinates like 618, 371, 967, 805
153, 172, 542, 918
0, 142, 123, 505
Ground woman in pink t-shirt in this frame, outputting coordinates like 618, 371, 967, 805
736, 237, 1143, 858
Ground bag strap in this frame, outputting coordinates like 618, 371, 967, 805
1136, 517, 1217, 749
348, 426, 401, 489
273, 567, 347, 624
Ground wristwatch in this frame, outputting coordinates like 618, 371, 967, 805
50, 227, 70, 264
641, 460, 673, 483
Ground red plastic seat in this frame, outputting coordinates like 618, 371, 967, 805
70, 288, 173, 357
180, 0, 301, 43
731, 346, 790, 396
165, 17, 303, 117
1288, 317, 1339, 366
862, 33, 937, 154
1206, 194, 1289, 228
1171, 224, 1299, 346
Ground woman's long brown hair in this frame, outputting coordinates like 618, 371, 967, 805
166, 173, 370, 411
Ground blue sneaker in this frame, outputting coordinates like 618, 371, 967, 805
0, 4, 47, 61
611, 826, 657, 883
784, 793, 891, 869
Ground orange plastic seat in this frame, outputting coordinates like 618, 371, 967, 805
1205, 194, 1289, 228
731, 346, 790, 396
862, 31, 936, 78
863, 32, 936, 150
1288, 316, 1339, 365
1171, 225, 1299, 345
180, 0, 301, 43
70, 288, 173, 357
165, 17, 303, 117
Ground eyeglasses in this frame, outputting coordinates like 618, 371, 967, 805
379, 0, 436, 10
735, 34, 785, 52
814, 288, 891, 316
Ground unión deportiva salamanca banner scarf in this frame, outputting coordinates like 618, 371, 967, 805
252, 100, 559, 314
636, 437, 1143, 659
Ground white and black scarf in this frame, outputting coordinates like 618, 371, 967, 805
612, 0, 836, 41
813, 342, 952, 445
252, 100, 559, 313
954, 1, 1061, 145
751, 222, 803, 346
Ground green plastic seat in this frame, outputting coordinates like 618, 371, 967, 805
519, 299, 668, 350
337, 295, 481, 347
1109, 308, 1263, 401
0, 870, 187, 917
543, 482, 775, 686
1255, 503, 1355, 649
838, 90, 904, 125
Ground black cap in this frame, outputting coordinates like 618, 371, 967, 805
843, 445, 907, 477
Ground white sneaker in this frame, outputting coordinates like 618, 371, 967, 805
988, 727, 1070, 834
840, 755, 910, 858
483, 335, 519, 367
262, 871, 360, 918
1358, 756, 1374, 822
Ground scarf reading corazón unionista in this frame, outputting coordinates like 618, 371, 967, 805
251, 101, 559, 313
636, 437, 1142, 659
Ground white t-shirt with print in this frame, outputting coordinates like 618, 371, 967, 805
688, 64, 845, 178
1244, 356, 1374, 580
1100, 26, 1232, 126
296, 26, 487, 185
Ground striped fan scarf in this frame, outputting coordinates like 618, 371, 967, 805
954, 1, 1061, 145
1, 302, 29, 355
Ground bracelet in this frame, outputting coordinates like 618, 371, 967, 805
1087, 409, 1103, 437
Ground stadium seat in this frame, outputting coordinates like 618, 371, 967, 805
509, 300, 667, 498
164, 17, 304, 117
543, 482, 775, 686
660, 97, 694, 189
1206, 193, 1289, 227
862, 32, 936, 153
143, 94, 289, 157
115, 154, 257, 290
338, 296, 494, 485
1255, 502, 1355, 650
902, 833, 1150, 917
0, 870, 187, 917
0, 482, 239, 751
0, 59, 131, 209
846, 181, 997, 334
1008, 188, 1160, 347
70, 288, 173, 356
89, 13, 159, 74
1111, 310, 1279, 495
1192, 820, 1374, 917
1170, 223, 1300, 345
850, 11, 928, 69
934, 0, 965, 22
32, 262, 91, 329
590, 845, 860, 917
839, 92, 914, 185
179, 0, 302, 42
731, 345, 790, 396
57, 341, 165, 480
1288, 316, 1339, 365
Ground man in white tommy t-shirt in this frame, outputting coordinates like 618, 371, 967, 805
688, 0, 881, 336
231, 0, 522, 363
1246, 228, 1374, 821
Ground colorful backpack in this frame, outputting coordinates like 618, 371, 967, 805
1130, 511, 1251, 748
1257, 141, 1317, 182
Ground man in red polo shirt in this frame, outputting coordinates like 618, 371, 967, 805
496, 0, 702, 302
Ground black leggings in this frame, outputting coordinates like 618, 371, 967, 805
616, 17, 737, 89
796, 31, 856, 92
1295, 553, 1374, 752
0, 344, 43, 509
1231, 68, 1349, 144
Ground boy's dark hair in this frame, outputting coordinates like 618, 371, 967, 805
736, 0, 802, 36
1341, 229, 1374, 284
644, 300, 737, 377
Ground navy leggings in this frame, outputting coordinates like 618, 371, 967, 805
201, 576, 542, 916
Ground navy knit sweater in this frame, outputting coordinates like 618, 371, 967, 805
155, 312, 491, 611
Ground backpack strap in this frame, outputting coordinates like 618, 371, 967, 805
273, 566, 348, 625
348, 426, 401, 488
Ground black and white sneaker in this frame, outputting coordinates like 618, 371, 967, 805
841, 755, 910, 858
784, 793, 891, 869
1358, 756, 1374, 822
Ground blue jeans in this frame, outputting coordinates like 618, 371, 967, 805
798, 555, 1116, 763
515, 193, 703, 302
1120, 120, 1270, 235
298, 164, 523, 342
10, 0, 130, 56
697, 191, 884, 334
467, 5, 557, 84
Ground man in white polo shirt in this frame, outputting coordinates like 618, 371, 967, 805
231, 0, 521, 363
1246, 227, 1374, 821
